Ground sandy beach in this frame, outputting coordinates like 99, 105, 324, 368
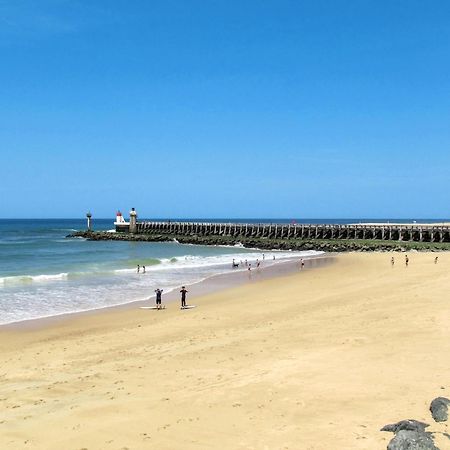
1, 252, 449, 449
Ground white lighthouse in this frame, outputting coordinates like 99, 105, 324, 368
86, 211, 92, 231
114, 210, 129, 232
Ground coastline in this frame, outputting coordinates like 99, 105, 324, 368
1, 252, 449, 449
0, 253, 332, 331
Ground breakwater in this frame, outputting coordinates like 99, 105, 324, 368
69, 220, 450, 251
133, 221, 450, 242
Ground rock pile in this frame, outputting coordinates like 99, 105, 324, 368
67, 231, 445, 252
381, 397, 449, 449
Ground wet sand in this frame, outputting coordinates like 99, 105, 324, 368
1, 252, 449, 449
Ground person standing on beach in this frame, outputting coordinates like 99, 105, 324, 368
300, 258, 305, 269
137, 264, 140, 273
142, 265, 146, 273
180, 286, 188, 308
405, 255, 409, 267
391, 256, 395, 267
155, 288, 163, 309
434, 256, 439, 264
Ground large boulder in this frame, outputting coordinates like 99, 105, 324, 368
430, 397, 450, 422
381, 420, 429, 433
386, 430, 439, 450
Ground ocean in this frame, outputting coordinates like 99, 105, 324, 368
0, 219, 323, 326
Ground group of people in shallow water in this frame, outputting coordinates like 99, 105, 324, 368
390, 255, 438, 267
231, 253, 279, 272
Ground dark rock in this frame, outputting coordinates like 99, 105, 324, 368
430, 397, 450, 422
387, 430, 439, 450
381, 419, 429, 433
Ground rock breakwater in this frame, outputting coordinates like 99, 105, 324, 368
67, 231, 450, 252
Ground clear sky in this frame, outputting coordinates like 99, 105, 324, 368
1, 1, 449, 219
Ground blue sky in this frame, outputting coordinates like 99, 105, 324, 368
1, 0, 449, 219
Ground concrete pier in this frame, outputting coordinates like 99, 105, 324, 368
130, 221, 450, 243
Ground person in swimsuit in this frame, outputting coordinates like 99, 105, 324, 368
180, 286, 188, 308
137, 264, 140, 273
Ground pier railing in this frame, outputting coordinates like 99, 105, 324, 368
131, 222, 450, 243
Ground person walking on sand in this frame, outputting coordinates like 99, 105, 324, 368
434, 256, 438, 264
137, 264, 140, 273
300, 258, 305, 269
180, 286, 188, 308
391, 256, 395, 267
405, 255, 409, 267
155, 288, 163, 309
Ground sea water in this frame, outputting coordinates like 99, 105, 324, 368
0, 219, 323, 325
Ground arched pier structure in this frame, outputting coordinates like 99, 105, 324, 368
125, 222, 450, 243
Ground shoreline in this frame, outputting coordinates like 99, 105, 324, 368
0, 253, 333, 331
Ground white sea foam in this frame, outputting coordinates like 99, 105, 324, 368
31, 273, 69, 282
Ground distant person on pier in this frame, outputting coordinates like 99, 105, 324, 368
155, 288, 163, 309
180, 286, 188, 308
137, 264, 140, 273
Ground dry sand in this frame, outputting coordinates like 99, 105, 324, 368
1, 253, 449, 449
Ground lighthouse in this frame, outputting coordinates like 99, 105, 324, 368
114, 210, 129, 232
129, 208, 137, 234
86, 211, 92, 231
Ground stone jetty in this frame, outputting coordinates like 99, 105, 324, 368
131, 221, 450, 243
69, 211, 450, 251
